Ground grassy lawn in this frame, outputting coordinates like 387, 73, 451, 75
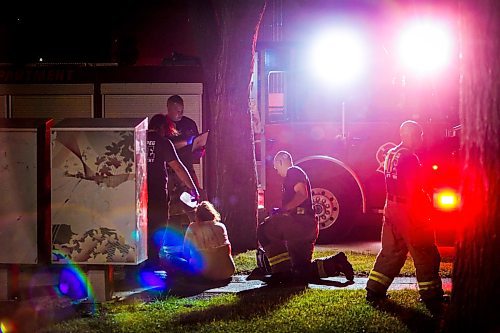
41, 248, 452, 332
234, 249, 454, 278
44, 289, 443, 333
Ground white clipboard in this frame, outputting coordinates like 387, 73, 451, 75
192, 131, 209, 152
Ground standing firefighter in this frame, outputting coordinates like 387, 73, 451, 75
257, 151, 354, 284
366, 120, 445, 306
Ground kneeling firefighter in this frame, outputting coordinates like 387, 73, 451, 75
256, 150, 354, 283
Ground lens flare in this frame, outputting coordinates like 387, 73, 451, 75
58, 267, 88, 300
138, 271, 168, 290
52, 251, 96, 313
1, 320, 13, 333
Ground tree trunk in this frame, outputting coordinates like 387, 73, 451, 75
445, 1, 500, 331
190, 0, 266, 252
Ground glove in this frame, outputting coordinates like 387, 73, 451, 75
186, 135, 196, 146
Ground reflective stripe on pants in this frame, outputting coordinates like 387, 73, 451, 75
366, 200, 443, 299
368, 270, 393, 288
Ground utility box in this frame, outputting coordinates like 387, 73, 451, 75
0, 118, 53, 264
51, 118, 148, 265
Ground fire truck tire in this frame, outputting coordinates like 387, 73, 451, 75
297, 159, 363, 244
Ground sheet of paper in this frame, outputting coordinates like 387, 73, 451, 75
192, 131, 209, 152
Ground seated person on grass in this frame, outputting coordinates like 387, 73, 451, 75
160, 201, 236, 282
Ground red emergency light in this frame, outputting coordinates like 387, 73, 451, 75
433, 188, 460, 211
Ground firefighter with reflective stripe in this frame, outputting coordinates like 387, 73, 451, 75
257, 151, 354, 284
366, 120, 444, 305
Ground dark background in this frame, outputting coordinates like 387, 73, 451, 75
0, 0, 196, 65
0, 0, 459, 123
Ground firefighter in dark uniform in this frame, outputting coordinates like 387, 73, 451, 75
147, 114, 200, 267
257, 151, 354, 283
366, 120, 445, 305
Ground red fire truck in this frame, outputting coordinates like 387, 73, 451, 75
250, 37, 461, 242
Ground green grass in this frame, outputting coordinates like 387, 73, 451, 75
43, 289, 443, 333
42, 249, 452, 332
234, 249, 453, 278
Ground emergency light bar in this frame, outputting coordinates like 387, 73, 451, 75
397, 20, 452, 76
308, 28, 367, 87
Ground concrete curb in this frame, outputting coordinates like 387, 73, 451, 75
113, 275, 452, 300
202, 275, 453, 294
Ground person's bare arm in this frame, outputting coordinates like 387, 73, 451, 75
173, 139, 189, 150
283, 182, 308, 211
167, 159, 199, 197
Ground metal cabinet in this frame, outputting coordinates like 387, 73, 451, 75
51, 118, 148, 265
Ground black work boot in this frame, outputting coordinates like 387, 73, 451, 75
420, 294, 450, 317
366, 289, 388, 306
333, 252, 355, 281
317, 252, 355, 281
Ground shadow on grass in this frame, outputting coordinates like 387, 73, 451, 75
308, 278, 355, 288
173, 284, 308, 326
374, 299, 444, 333
166, 278, 232, 298
247, 268, 355, 288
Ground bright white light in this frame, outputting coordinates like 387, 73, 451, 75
398, 21, 452, 75
433, 188, 460, 211
309, 29, 367, 87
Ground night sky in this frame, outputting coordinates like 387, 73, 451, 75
0, 0, 196, 65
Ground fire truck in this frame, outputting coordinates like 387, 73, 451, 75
250, 35, 461, 243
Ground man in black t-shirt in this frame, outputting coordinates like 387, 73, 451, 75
257, 151, 354, 284
147, 114, 199, 267
166, 95, 205, 221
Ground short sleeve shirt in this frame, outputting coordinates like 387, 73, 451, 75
184, 221, 230, 254
147, 130, 178, 194
384, 146, 421, 198
282, 166, 314, 216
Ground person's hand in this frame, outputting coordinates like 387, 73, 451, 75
186, 135, 196, 146
193, 147, 206, 159
190, 187, 201, 203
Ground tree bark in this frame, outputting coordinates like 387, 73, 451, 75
445, 1, 500, 331
190, 0, 266, 252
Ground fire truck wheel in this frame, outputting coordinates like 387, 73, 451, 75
298, 160, 363, 244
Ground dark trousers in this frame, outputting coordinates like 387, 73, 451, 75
257, 213, 318, 275
367, 200, 443, 300
147, 192, 169, 265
